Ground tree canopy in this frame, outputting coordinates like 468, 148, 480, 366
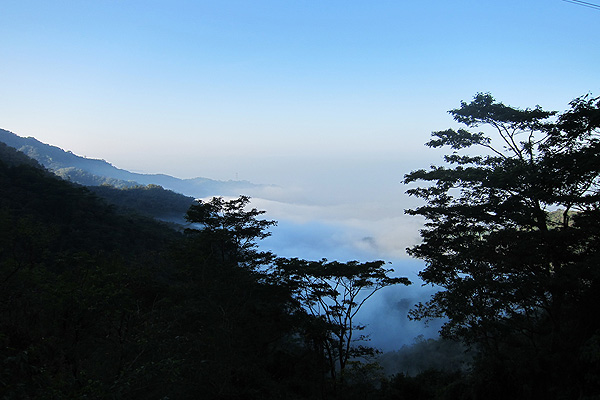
404, 93, 600, 398
184, 195, 277, 268
0, 140, 412, 399
275, 258, 410, 385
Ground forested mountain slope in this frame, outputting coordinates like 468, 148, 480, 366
0, 140, 305, 399
87, 184, 195, 223
0, 143, 441, 399
0, 144, 357, 399
0, 142, 177, 256
0, 128, 270, 198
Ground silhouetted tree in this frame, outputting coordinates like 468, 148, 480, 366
184, 195, 277, 268
275, 258, 410, 387
176, 196, 315, 398
405, 93, 600, 398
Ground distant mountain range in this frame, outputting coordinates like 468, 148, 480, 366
0, 128, 274, 199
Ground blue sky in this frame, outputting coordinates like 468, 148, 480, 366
2, 0, 598, 183
1, 0, 599, 239
2, 0, 599, 349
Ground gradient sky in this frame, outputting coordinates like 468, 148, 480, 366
2, 0, 598, 182
2, 0, 599, 350
2, 0, 599, 243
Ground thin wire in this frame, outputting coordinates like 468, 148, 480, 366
564, 0, 600, 8
562, 0, 600, 10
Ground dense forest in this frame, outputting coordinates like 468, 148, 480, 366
0, 142, 417, 399
1, 92, 600, 399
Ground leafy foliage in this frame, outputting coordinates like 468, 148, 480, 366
405, 93, 600, 398
0, 146, 182, 398
90, 183, 195, 222
184, 195, 277, 268
275, 258, 410, 385
1, 140, 412, 398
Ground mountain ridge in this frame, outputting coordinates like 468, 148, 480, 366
0, 128, 273, 199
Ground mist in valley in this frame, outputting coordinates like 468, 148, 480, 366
3, 0, 599, 397
191, 156, 445, 352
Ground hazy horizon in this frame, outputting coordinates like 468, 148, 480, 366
2, 1, 598, 186
2, 0, 599, 351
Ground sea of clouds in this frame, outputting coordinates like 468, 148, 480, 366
190, 154, 447, 351
248, 194, 442, 352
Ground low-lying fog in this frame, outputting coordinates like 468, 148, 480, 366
254, 201, 443, 353
197, 155, 446, 352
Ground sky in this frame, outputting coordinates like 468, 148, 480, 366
2, 0, 599, 349
2, 0, 598, 181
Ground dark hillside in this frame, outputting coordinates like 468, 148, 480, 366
0, 133, 195, 225
0, 144, 185, 398
88, 184, 195, 223
1, 139, 457, 399
0, 128, 271, 198
0, 128, 142, 182
0, 141, 44, 168
0, 144, 178, 257
0, 144, 318, 399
